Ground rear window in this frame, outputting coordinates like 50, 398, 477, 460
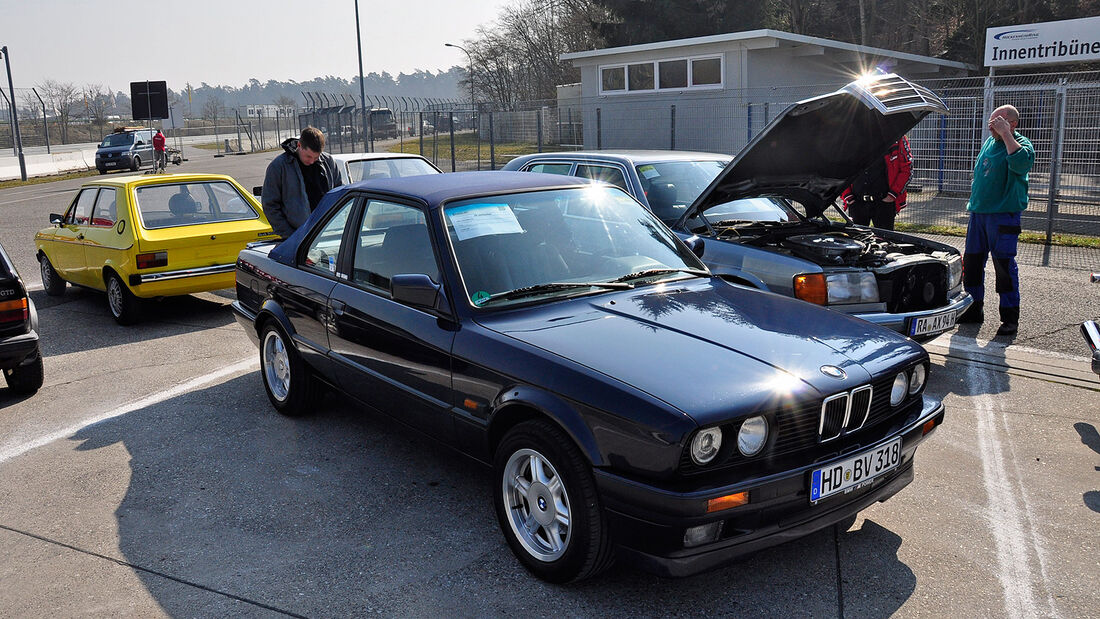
346, 157, 438, 182
134, 181, 259, 229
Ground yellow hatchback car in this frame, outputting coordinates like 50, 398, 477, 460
35, 174, 277, 324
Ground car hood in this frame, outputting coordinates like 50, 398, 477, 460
480, 278, 924, 426
97, 145, 132, 154
681, 73, 948, 223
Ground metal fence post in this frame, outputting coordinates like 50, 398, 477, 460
670, 104, 676, 150
0, 89, 14, 156
1045, 79, 1067, 245
489, 111, 495, 170
418, 111, 424, 156
537, 108, 543, 153
938, 109, 946, 193
596, 108, 601, 150
32, 87, 49, 154
449, 117, 456, 172
747, 102, 753, 140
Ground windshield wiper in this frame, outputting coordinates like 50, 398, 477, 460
610, 267, 709, 284
481, 281, 633, 305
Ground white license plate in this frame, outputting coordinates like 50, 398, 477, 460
909, 309, 957, 337
810, 438, 902, 502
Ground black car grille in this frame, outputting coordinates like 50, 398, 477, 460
877, 263, 948, 313
679, 370, 922, 477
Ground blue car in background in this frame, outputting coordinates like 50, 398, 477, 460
232, 171, 944, 582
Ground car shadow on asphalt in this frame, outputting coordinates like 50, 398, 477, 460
935, 324, 1012, 400
31, 288, 237, 359
55, 373, 918, 615
1074, 422, 1100, 514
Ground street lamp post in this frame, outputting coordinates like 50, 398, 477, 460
355, 0, 370, 152
1, 46, 27, 181
444, 42, 476, 169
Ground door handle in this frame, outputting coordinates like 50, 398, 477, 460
77, 234, 84, 240
330, 300, 346, 316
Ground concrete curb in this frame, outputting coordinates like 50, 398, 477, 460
924, 331, 1098, 390
0, 148, 97, 181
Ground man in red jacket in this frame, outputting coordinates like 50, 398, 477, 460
840, 136, 913, 230
153, 129, 167, 173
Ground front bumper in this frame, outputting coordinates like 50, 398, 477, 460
0, 331, 40, 369
855, 291, 972, 338
594, 397, 945, 578
231, 300, 260, 346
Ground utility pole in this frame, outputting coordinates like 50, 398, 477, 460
1, 46, 27, 181
355, 0, 369, 152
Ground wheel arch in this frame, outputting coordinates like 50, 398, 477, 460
255, 299, 295, 340
487, 387, 605, 468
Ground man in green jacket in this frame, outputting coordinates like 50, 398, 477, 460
958, 104, 1035, 336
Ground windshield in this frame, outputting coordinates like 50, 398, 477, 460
100, 133, 134, 148
635, 160, 728, 223
702, 197, 801, 226
346, 157, 438, 182
444, 186, 707, 308
134, 181, 259, 229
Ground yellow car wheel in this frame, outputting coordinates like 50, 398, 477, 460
106, 273, 142, 325
39, 255, 66, 297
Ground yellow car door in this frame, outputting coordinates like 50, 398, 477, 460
83, 187, 131, 289
46, 187, 98, 285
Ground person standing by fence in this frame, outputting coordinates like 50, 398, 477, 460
958, 104, 1035, 336
840, 136, 912, 230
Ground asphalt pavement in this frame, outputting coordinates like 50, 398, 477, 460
0, 147, 1098, 617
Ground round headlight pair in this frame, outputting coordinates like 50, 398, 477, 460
689, 416, 769, 465
890, 364, 929, 406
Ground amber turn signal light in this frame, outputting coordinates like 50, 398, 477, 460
0, 297, 29, 323
794, 273, 827, 305
706, 491, 749, 513
922, 419, 937, 435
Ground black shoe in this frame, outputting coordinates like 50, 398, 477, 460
958, 300, 984, 324
996, 306, 1019, 336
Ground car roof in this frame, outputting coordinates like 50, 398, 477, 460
80, 173, 245, 189
512, 150, 732, 165
342, 171, 592, 207
330, 152, 432, 163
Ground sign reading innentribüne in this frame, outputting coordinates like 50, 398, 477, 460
985, 16, 1100, 68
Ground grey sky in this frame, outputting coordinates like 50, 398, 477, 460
1, 0, 508, 90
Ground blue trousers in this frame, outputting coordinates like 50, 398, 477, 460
963, 211, 1021, 308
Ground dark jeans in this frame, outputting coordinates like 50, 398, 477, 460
849, 199, 896, 230
964, 211, 1021, 308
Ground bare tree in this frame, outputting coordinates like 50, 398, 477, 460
202, 95, 225, 126
84, 83, 110, 137
36, 79, 78, 143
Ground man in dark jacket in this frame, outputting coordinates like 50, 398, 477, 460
261, 127, 342, 239
840, 136, 913, 230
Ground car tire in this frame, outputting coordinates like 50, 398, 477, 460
130, 156, 141, 171
97, 168, 107, 175
4, 349, 44, 395
493, 419, 614, 583
105, 272, 141, 325
39, 255, 66, 297
259, 322, 318, 416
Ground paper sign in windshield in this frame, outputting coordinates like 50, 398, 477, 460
638, 165, 659, 179
448, 203, 524, 241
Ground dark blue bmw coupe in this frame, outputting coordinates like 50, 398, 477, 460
232, 171, 944, 582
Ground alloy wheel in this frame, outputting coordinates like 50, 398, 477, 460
502, 447, 572, 562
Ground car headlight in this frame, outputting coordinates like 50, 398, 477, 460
908, 364, 927, 394
825, 272, 878, 304
691, 427, 723, 465
948, 255, 962, 290
890, 372, 908, 406
737, 416, 768, 457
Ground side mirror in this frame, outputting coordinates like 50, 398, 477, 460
391, 273, 445, 311
49, 213, 63, 225
1091, 273, 1099, 283
135, 141, 144, 146
684, 235, 705, 258
1082, 320, 1100, 376
253, 186, 263, 197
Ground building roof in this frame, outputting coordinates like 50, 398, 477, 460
561, 29, 973, 72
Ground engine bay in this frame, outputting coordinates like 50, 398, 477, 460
710, 220, 934, 267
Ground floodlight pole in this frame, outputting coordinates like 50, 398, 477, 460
355, 0, 369, 152
32, 87, 49, 153
1, 46, 27, 181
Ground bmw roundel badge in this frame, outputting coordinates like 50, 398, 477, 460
820, 365, 846, 379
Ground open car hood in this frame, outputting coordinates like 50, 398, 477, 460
681, 74, 948, 223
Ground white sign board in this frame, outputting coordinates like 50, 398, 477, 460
986, 16, 1100, 67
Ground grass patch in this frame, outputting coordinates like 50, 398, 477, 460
895, 222, 1100, 249
0, 169, 100, 189
386, 133, 541, 159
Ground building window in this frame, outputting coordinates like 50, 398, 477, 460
601, 66, 625, 92
691, 57, 722, 86
628, 63, 654, 91
599, 54, 722, 95
659, 60, 688, 89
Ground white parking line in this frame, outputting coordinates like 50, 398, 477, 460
0, 358, 258, 466
971, 363, 1059, 619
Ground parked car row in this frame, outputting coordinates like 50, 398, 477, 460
23, 74, 959, 583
